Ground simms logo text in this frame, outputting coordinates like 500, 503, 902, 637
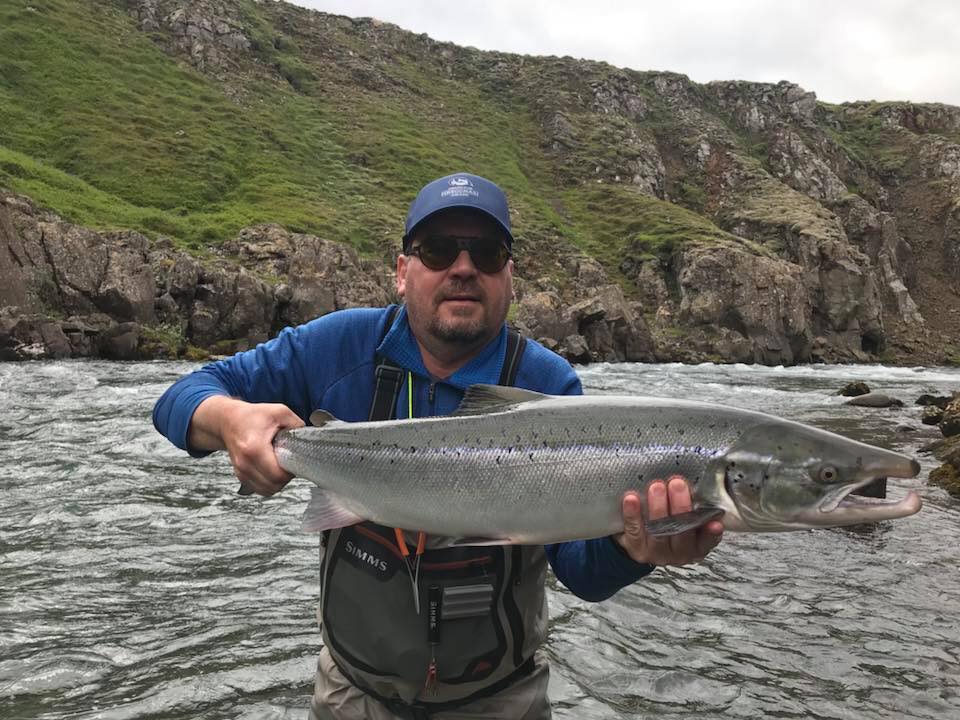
344, 540, 388, 573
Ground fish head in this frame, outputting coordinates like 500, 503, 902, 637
720, 422, 922, 531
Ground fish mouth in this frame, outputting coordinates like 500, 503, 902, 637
816, 456, 923, 523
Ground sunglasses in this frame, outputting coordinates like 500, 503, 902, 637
406, 235, 512, 274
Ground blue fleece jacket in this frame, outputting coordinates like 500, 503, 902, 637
152, 305, 654, 600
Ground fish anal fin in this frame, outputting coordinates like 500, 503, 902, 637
645, 508, 725, 537
453, 384, 548, 417
301, 487, 366, 533
309, 409, 337, 427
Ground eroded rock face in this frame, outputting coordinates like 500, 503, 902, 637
128, 0, 251, 73
677, 246, 812, 364
1, 196, 156, 324
0, 193, 394, 360
706, 80, 818, 133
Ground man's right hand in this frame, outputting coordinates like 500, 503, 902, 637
189, 396, 305, 496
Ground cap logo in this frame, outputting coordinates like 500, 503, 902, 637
441, 176, 479, 199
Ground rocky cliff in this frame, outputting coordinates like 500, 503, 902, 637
0, 0, 958, 364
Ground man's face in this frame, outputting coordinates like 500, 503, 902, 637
396, 210, 513, 351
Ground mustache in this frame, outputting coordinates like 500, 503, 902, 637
437, 281, 484, 301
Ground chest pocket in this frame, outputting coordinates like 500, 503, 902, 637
321, 522, 519, 685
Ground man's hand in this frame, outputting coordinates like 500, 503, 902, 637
189, 396, 305, 496
614, 475, 723, 566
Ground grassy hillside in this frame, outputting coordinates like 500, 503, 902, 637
0, 0, 955, 301
0, 0, 552, 256
0, 0, 764, 269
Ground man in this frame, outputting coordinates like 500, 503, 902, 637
152, 172, 723, 719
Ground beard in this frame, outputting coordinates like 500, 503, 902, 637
426, 312, 490, 345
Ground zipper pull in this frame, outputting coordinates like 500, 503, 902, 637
424, 583, 442, 694
428, 381, 436, 404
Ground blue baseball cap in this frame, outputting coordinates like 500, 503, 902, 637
403, 172, 513, 249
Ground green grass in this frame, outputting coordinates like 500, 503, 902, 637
559, 184, 747, 272
0, 0, 576, 257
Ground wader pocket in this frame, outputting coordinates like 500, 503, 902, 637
322, 523, 511, 686
422, 578, 504, 684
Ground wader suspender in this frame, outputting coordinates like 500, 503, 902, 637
369, 308, 528, 422
368, 304, 404, 421
354, 308, 531, 719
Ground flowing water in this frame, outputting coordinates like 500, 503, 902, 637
1, 360, 959, 719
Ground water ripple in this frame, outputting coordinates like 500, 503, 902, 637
2, 360, 959, 719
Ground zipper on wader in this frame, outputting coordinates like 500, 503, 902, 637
504, 545, 525, 667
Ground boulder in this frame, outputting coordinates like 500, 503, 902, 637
515, 291, 577, 342
844, 393, 904, 408
916, 393, 954, 409
931, 463, 960, 497
563, 284, 655, 362
838, 381, 871, 397
100, 322, 141, 360
560, 334, 591, 364
940, 398, 960, 438
929, 433, 960, 497
922, 406, 945, 425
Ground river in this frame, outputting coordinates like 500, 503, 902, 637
1, 360, 958, 719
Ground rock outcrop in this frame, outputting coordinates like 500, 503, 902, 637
1, 192, 659, 363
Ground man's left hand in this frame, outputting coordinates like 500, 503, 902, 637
614, 475, 723, 566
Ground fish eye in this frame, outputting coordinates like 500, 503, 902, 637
818, 465, 839, 483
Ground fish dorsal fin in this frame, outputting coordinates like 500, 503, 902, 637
453, 384, 548, 416
309, 409, 337, 427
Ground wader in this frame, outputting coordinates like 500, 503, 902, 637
308, 317, 552, 719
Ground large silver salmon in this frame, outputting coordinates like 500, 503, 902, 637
273, 385, 922, 545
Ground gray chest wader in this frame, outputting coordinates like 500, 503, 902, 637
319, 316, 548, 717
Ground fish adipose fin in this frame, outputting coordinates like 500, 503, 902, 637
645, 508, 725, 537
302, 487, 366, 533
454, 384, 547, 416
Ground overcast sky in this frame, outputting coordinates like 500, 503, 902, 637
292, 0, 959, 107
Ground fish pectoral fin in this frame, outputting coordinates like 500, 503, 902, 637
301, 488, 366, 533
645, 508, 725, 537
446, 534, 514, 547
308, 409, 337, 427
453, 384, 548, 416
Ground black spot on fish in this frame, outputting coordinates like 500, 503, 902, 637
496, 456, 501, 464
638, 473, 645, 482
529, 453, 535, 461
410, 447, 416, 453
